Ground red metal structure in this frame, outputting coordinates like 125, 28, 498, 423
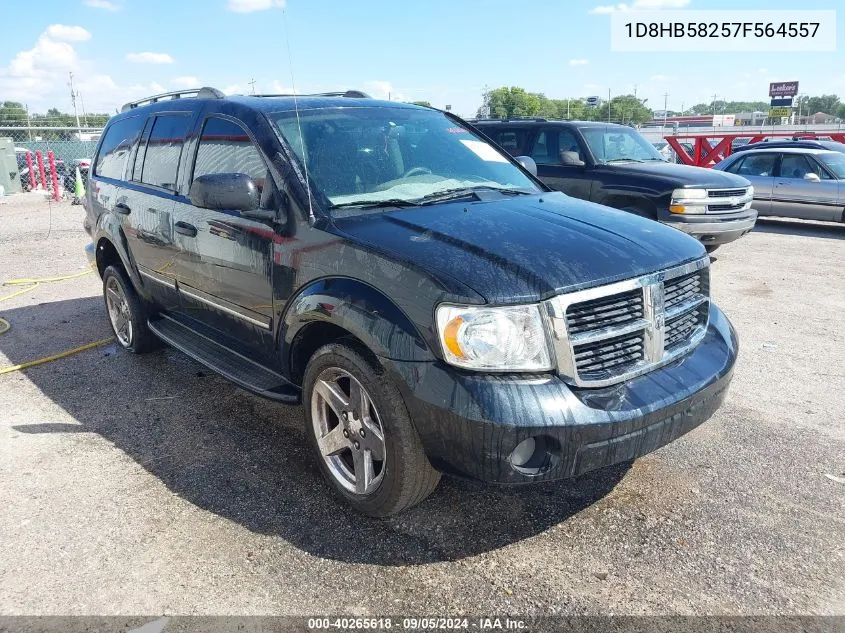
25, 151, 36, 190
665, 131, 845, 168
35, 151, 47, 189
47, 151, 61, 201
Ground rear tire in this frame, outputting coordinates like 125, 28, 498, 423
102, 265, 159, 354
303, 341, 440, 517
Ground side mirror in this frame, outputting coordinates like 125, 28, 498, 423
803, 172, 821, 183
514, 155, 537, 176
189, 173, 260, 212
559, 151, 586, 167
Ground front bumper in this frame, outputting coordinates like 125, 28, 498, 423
386, 304, 737, 484
664, 209, 758, 246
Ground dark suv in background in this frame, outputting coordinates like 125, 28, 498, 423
473, 119, 757, 252
83, 88, 738, 515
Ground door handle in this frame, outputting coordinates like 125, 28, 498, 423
174, 221, 197, 237
114, 202, 131, 215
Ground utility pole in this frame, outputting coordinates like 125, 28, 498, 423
663, 92, 669, 134
567, 98, 570, 119
25, 104, 32, 141
608, 88, 612, 122
68, 72, 82, 135
80, 93, 88, 127
248, 78, 257, 95
633, 84, 638, 99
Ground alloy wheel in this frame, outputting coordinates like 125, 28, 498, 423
311, 367, 386, 495
105, 276, 133, 347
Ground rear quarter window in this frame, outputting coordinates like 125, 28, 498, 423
94, 116, 145, 180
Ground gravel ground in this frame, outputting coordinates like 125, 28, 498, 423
0, 193, 843, 617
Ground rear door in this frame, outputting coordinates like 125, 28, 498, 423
723, 152, 777, 215
120, 112, 194, 308
528, 127, 593, 200
772, 153, 842, 221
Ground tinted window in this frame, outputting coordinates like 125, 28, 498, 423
580, 127, 663, 163
731, 153, 776, 177
531, 129, 583, 165
193, 118, 267, 187
140, 114, 191, 190
779, 154, 815, 179
486, 129, 528, 156
94, 116, 144, 180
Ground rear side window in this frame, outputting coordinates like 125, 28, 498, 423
729, 153, 776, 177
140, 114, 192, 190
192, 117, 267, 185
486, 129, 528, 156
94, 116, 144, 180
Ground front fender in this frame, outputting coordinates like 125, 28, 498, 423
279, 277, 435, 375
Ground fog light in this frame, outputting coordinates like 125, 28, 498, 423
509, 437, 537, 467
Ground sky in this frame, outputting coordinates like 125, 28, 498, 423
0, 0, 843, 119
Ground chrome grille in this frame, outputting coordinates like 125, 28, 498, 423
566, 289, 644, 335
707, 188, 746, 198
543, 257, 710, 388
573, 331, 645, 381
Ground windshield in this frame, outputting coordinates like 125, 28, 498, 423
819, 152, 845, 179
580, 127, 664, 163
271, 107, 540, 208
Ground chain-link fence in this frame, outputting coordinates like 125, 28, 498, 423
1, 126, 102, 196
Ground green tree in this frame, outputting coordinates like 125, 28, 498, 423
595, 95, 652, 124
479, 87, 544, 119
805, 94, 841, 115
410, 100, 432, 107
0, 101, 28, 126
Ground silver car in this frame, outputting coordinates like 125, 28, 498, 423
713, 147, 845, 223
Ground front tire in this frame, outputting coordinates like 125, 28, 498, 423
303, 342, 440, 516
102, 264, 159, 354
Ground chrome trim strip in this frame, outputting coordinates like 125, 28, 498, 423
542, 256, 710, 388
179, 286, 271, 330
666, 295, 707, 320
569, 318, 650, 346
138, 267, 176, 290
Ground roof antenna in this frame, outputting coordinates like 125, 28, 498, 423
282, 7, 314, 223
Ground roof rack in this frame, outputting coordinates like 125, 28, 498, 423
251, 90, 371, 99
121, 87, 225, 112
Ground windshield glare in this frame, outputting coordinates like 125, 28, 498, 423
819, 152, 845, 179
580, 127, 664, 163
272, 107, 539, 208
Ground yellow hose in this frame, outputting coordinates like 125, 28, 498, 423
0, 338, 114, 375
0, 267, 111, 374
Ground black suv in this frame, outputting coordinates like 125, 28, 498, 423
83, 88, 738, 516
472, 119, 757, 252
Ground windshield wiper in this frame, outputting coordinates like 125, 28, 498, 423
418, 186, 533, 206
330, 198, 420, 210
605, 158, 646, 163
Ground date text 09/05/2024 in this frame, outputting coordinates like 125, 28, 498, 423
307, 617, 528, 630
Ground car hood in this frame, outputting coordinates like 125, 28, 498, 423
331, 192, 706, 304
607, 161, 750, 189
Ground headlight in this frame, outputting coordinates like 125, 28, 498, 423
669, 187, 708, 214
436, 304, 553, 371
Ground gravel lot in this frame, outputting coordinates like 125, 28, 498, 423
1, 193, 843, 617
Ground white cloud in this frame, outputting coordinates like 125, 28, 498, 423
591, 0, 689, 13
650, 74, 673, 81
223, 84, 243, 95
126, 52, 174, 64
45, 24, 92, 42
83, 0, 120, 10
569, 59, 589, 66
228, 0, 286, 12
364, 80, 405, 102
171, 75, 200, 88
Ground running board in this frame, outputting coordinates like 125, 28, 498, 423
148, 315, 300, 404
